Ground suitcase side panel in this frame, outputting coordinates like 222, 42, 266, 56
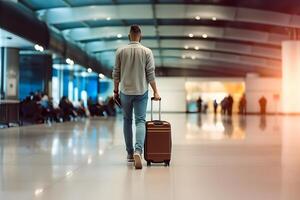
144, 121, 172, 162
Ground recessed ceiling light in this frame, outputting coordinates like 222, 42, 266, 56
188, 33, 194, 38
99, 73, 105, 79
34, 44, 44, 52
191, 56, 196, 60
117, 34, 122, 38
212, 17, 217, 21
202, 34, 208, 38
195, 16, 201, 20
194, 46, 199, 50
182, 55, 186, 59
184, 45, 189, 49
66, 58, 74, 65
87, 68, 92, 73
106, 17, 111, 21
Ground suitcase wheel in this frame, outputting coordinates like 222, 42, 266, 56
164, 160, 170, 166
147, 161, 151, 166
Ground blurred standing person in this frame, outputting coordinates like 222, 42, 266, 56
259, 96, 267, 115
227, 95, 234, 116
239, 94, 247, 115
203, 103, 208, 114
213, 99, 218, 115
196, 97, 203, 113
113, 25, 160, 169
221, 97, 228, 115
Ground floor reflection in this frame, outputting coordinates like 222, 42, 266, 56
1, 114, 300, 199
259, 115, 267, 131
186, 114, 246, 140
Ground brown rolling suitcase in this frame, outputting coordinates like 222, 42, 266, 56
144, 98, 172, 166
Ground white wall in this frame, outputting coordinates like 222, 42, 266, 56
147, 77, 186, 113
245, 76, 282, 113
282, 41, 300, 113
147, 76, 282, 114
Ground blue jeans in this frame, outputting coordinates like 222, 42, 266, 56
120, 91, 148, 154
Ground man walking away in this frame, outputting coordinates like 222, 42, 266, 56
113, 25, 161, 169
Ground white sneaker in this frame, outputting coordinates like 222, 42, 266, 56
133, 152, 142, 169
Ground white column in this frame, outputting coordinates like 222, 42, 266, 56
282, 41, 300, 113
2, 48, 20, 100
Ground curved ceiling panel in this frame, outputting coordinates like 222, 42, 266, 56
160, 49, 281, 69
158, 57, 281, 77
62, 26, 156, 41
37, 5, 300, 28
87, 39, 281, 60
95, 48, 280, 71
62, 25, 288, 46
18, 1, 296, 77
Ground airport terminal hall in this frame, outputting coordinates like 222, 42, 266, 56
2, 0, 300, 199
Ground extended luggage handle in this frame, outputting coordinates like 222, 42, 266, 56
151, 97, 161, 121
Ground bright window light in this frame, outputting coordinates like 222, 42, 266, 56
88, 156, 92, 164
81, 72, 87, 77
98, 150, 104, 155
68, 81, 73, 102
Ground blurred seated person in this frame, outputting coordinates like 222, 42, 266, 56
20, 93, 43, 123
88, 97, 106, 117
48, 97, 61, 122
40, 93, 51, 121
40, 93, 49, 108
75, 99, 87, 118
59, 96, 77, 121
33, 91, 42, 102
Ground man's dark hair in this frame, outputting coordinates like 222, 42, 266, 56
130, 25, 141, 34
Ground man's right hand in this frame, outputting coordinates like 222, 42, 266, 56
153, 92, 161, 101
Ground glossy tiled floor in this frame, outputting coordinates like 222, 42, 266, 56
1, 113, 300, 200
